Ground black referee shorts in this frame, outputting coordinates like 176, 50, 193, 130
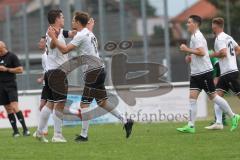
44, 69, 68, 103
81, 68, 108, 104
190, 71, 216, 95
0, 81, 18, 105
216, 71, 240, 95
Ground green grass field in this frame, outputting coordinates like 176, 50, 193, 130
0, 96, 240, 160
0, 121, 240, 160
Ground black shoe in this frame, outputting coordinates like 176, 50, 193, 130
12, 132, 20, 138
75, 135, 88, 142
124, 119, 134, 138
23, 130, 30, 136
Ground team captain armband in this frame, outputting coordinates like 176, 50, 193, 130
63, 30, 69, 38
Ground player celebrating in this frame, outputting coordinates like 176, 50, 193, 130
176, 15, 240, 133
205, 17, 240, 130
48, 11, 134, 141
36, 9, 71, 143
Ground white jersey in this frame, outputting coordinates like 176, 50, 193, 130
214, 32, 239, 76
190, 30, 213, 76
41, 52, 48, 73
46, 29, 68, 70
70, 28, 104, 72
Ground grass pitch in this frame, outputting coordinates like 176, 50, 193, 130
0, 121, 240, 160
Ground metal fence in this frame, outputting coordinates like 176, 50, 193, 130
1, 0, 238, 91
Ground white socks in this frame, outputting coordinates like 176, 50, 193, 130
214, 103, 223, 124
212, 95, 234, 118
110, 108, 127, 124
37, 106, 51, 134
80, 108, 89, 138
188, 99, 197, 127
102, 102, 127, 124
52, 109, 64, 136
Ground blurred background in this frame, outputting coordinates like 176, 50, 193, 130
0, 0, 239, 90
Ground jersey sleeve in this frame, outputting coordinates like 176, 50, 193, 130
192, 36, 204, 49
11, 54, 22, 67
232, 39, 239, 48
215, 40, 227, 52
70, 34, 82, 47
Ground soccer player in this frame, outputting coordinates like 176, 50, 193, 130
176, 15, 240, 133
186, 50, 227, 126
48, 11, 134, 142
35, 9, 71, 143
36, 9, 94, 143
0, 41, 30, 137
33, 36, 49, 137
205, 17, 240, 130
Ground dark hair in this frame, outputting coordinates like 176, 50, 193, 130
47, 9, 62, 24
189, 15, 202, 26
74, 12, 90, 27
212, 17, 224, 28
41, 35, 46, 39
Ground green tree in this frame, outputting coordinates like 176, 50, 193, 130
209, 0, 240, 41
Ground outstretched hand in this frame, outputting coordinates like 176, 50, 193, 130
87, 18, 95, 32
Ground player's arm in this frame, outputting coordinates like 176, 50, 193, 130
235, 46, 240, 56
52, 37, 76, 54
48, 27, 76, 54
180, 44, 205, 56
66, 30, 77, 38
50, 37, 56, 49
210, 48, 227, 58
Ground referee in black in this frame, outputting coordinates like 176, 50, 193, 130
0, 41, 30, 137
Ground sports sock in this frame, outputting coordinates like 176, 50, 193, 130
188, 99, 197, 127
80, 108, 89, 138
101, 101, 127, 124
37, 106, 51, 134
212, 95, 234, 118
52, 109, 63, 136
16, 111, 28, 131
214, 103, 223, 124
8, 113, 19, 133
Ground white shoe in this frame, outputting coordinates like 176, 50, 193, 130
35, 132, 49, 143
52, 134, 67, 143
205, 123, 224, 130
33, 131, 37, 138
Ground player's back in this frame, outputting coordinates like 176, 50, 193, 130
74, 28, 100, 58
70, 28, 104, 71
214, 32, 238, 75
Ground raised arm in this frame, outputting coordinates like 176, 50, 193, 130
48, 26, 76, 54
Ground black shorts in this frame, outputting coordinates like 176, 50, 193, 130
44, 69, 68, 103
81, 68, 107, 104
216, 71, 240, 95
190, 71, 216, 94
41, 85, 48, 101
0, 81, 18, 105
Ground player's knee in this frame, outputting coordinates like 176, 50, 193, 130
97, 99, 107, 107
4, 105, 13, 113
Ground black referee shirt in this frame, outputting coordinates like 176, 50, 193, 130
0, 51, 22, 82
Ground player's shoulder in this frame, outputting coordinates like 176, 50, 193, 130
192, 30, 204, 39
216, 32, 228, 41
